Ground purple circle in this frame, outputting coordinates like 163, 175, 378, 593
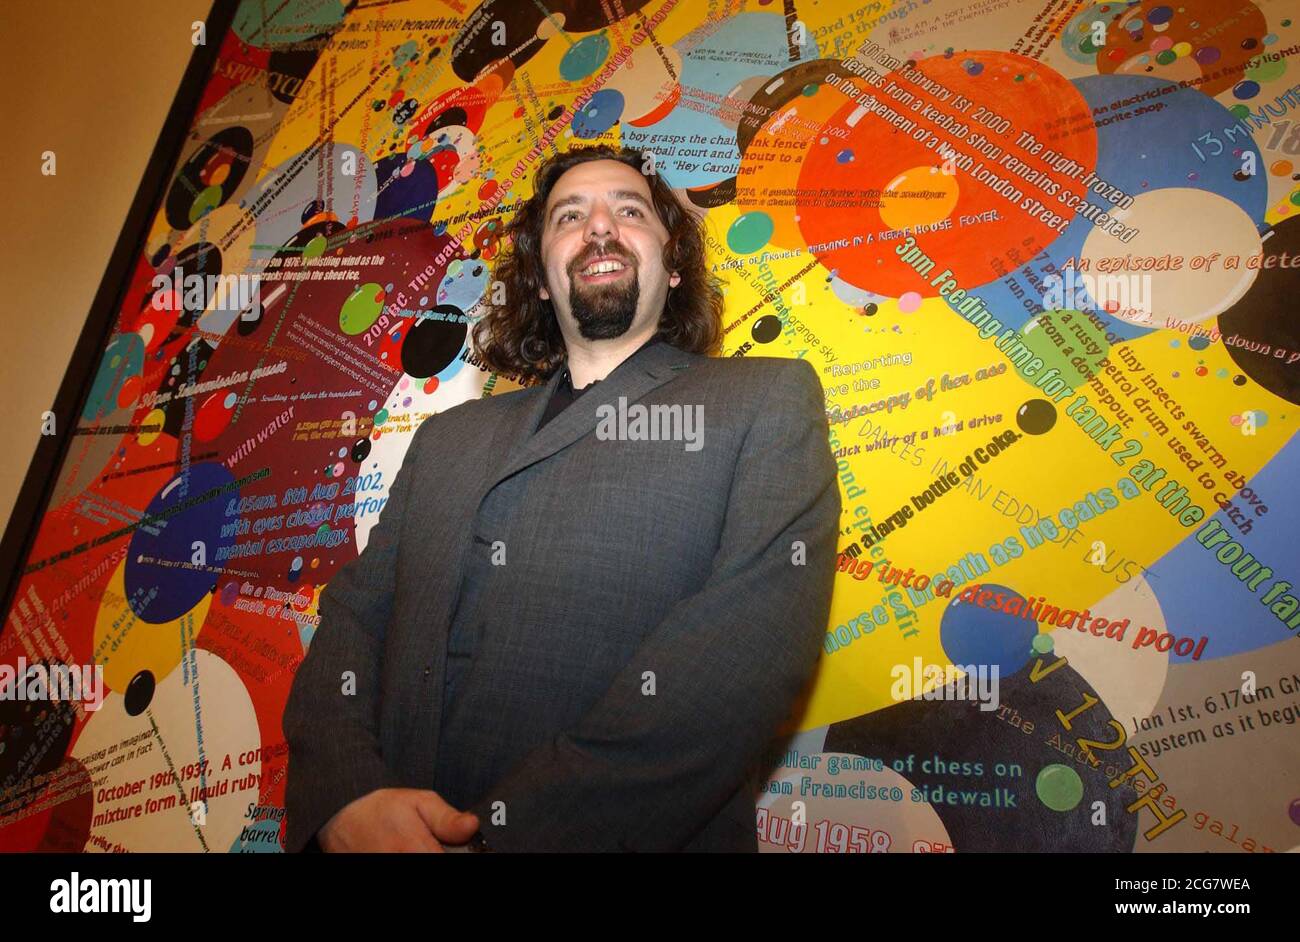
1290, 798, 1300, 826
1194, 46, 1221, 65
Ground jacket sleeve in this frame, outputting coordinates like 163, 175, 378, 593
467, 359, 841, 851
281, 415, 434, 852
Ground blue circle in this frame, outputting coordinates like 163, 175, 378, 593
229, 817, 283, 853
572, 89, 625, 138
85, 334, 145, 422
125, 463, 238, 623
939, 583, 1038, 677
560, 34, 611, 82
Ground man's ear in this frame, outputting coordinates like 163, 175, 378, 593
669, 271, 681, 288
539, 285, 550, 300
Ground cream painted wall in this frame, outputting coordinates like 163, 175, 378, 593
0, 0, 214, 538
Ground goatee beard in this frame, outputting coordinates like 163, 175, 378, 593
569, 268, 640, 340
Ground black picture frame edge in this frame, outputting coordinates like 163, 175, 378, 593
0, 0, 241, 627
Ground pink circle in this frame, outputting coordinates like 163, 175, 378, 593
333, 461, 346, 476
899, 291, 922, 313
1150, 37, 1173, 52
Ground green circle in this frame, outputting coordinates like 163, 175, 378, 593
1290, 190, 1300, 207
1019, 309, 1111, 388
188, 185, 223, 224
374, 408, 389, 425
1155, 50, 1177, 65
340, 283, 385, 335
802, 83, 819, 96
1031, 633, 1054, 654
303, 234, 329, 259
1246, 57, 1287, 84
1230, 104, 1251, 120
1036, 764, 1084, 811
726, 211, 775, 254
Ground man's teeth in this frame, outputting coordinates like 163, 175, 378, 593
582, 260, 625, 275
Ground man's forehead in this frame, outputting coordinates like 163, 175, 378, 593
546, 160, 650, 205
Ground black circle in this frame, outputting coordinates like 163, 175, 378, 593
752, 315, 782, 344
1016, 398, 1057, 434
1220, 214, 1300, 403
301, 200, 326, 225
401, 306, 468, 378
124, 670, 157, 717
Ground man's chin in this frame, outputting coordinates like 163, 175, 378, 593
575, 316, 634, 340
570, 283, 638, 339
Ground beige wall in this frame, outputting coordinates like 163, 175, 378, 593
0, 0, 214, 538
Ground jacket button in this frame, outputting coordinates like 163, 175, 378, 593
423, 666, 431, 678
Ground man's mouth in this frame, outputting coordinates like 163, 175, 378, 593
576, 256, 632, 282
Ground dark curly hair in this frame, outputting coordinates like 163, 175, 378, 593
471, 144, 725, 385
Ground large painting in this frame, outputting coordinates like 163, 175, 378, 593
2, 0, 1297, 853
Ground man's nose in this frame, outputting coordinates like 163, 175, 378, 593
584, 203, 617, 242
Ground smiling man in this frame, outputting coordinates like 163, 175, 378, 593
283, 144, 841, 853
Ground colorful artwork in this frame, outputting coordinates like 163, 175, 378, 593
2, 0, 1298, 853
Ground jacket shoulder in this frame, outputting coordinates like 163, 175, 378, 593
691, 353, 822, 392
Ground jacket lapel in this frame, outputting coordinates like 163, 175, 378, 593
480, 340, 700, 498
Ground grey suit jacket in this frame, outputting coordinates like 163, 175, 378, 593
282, 339, 841, 852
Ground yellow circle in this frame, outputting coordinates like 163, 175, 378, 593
138, 408, 166, 446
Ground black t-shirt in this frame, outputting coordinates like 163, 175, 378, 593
535, 335, 662, 432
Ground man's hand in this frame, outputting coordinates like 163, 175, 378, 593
317, 788, 479, 852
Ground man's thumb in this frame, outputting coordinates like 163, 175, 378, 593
415, 791, 479, 841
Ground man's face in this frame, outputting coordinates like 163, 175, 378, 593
538, 159, 682, 341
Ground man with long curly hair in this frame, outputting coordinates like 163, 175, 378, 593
284, 144, 841, 852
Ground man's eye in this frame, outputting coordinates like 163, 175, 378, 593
620, 207, 644, 217
558, 210, 580, 223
